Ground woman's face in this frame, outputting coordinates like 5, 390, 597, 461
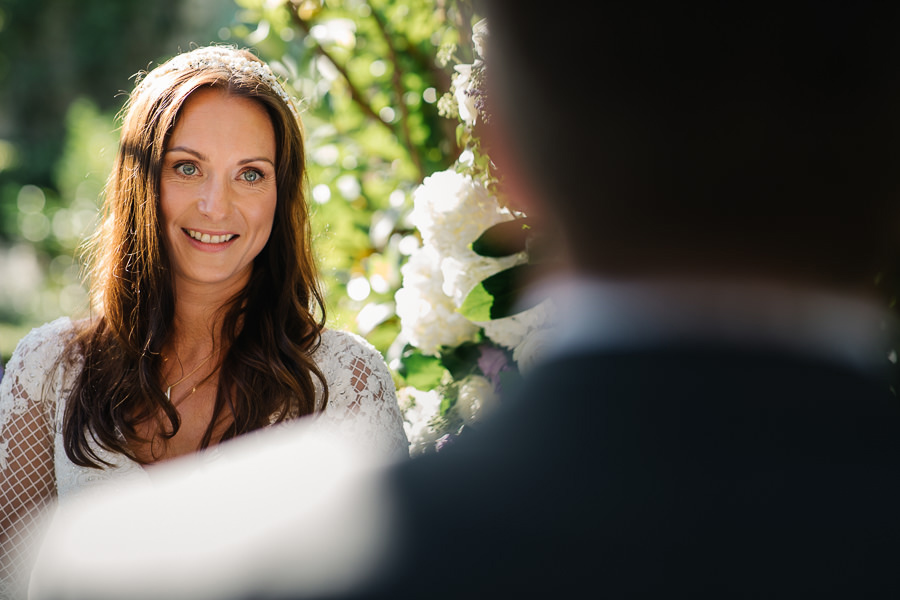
160, 87, 277, 295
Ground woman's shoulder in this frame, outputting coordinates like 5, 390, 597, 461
310, 327, 407, 458
314, 328, 388, 369
8, 316, 78, 365
317, 327, 380, 353
313, 328, 398, 386
2, 316, 82, 403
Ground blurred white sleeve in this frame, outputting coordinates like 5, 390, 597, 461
28, 418, 396, 600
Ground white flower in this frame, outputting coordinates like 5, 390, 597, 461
405, 169, 524, 309
512, 326, 558, 374
440, 251, 525, 307
454, 375, 497, 425
395, 245, 479, 356
472, 18, 489, 59
479, 298, 556, 350
410, 169, 513, 258
453, 63, 480, 126
398, 386, 444, 455
449, 19, 488, 126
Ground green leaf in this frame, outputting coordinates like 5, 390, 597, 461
440, 392, 455, 417
458, 264, 543, 321
439, 341, 482, 380
471, 218, 531, 257
397, 350, 447, 391
456, 123, 466, 147
458, 281, 494, 321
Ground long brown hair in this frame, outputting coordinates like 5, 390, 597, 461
63, 46, 327, 467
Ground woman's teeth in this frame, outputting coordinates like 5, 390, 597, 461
186, 229, 235, 244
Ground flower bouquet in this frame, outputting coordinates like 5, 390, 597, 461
392, 19, 557, 454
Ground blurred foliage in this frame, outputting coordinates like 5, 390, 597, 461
0, 0, 483, 365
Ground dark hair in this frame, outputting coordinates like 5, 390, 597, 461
63, 46, 327, 467
484, 2, 900, 287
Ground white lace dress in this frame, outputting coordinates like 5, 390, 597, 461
0, 317, 409, 599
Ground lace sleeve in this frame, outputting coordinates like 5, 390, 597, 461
0, 318, 72, 599
312, 330, 409, 460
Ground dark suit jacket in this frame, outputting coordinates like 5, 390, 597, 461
323, 342, 900, 598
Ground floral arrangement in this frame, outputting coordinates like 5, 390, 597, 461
393, 19, 557, 455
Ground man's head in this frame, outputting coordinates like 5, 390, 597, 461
484, 2, 900, 291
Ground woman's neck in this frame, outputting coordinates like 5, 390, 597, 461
168, 275, 246, 358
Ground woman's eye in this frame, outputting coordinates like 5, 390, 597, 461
241, 170, 263, 183
175, 163, 198, 177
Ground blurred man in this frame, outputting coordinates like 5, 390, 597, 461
30, 2, 900, 598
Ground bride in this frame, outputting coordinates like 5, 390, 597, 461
0, 45, 408, 598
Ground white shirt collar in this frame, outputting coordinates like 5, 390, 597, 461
527, 275, 897, 374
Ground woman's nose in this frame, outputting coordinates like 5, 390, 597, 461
196, 176, 232, 221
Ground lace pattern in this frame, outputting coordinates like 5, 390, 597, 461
0, 318, 69, 600
309, 329, 410, 458
0, 318, 408, 598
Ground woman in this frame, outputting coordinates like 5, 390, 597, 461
0, 45, 408, 597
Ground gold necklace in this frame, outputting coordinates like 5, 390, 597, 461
164, 352, 213, 401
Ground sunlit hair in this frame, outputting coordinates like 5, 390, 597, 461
62, 46, 327, 467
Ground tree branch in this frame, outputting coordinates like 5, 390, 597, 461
285, 0, 426, 180
368, 4, 425, 179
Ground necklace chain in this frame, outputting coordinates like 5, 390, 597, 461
164, 352, 213, 401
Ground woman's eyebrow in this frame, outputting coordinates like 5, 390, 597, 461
238, 157, 275, 167
165, 146, 207, 160
165, 146, 273, 167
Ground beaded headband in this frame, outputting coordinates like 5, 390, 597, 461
142, 45, 300, 120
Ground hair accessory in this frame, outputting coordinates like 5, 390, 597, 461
145, 45, 300, 120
